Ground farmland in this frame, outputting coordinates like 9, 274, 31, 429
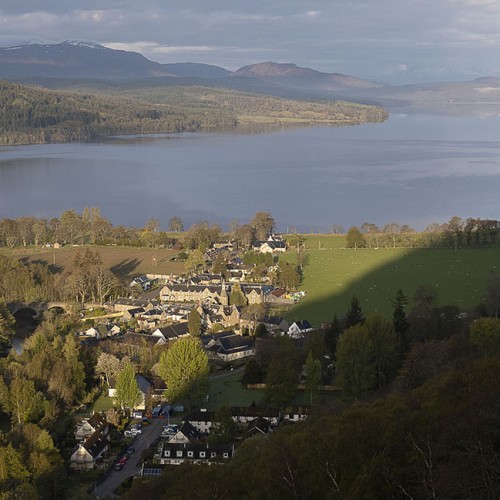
285, 235, 500, 324
8, 245, 185, 279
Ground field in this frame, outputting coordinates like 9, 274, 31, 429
285, 235, 500, 325
8, 245, 185, 279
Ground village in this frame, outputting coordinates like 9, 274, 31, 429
69, 234, 315, 495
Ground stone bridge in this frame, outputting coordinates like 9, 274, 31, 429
8, 301, 104, 319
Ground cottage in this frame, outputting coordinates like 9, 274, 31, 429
70, 431, 109, 470
74, 413, 108, 442
288, 320, 314, 339
167, 421, 201, 444
71, 415, 109, 471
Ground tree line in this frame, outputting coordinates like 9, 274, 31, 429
345, 215, 500, 249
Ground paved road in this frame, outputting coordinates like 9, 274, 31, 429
95, 418, 164, 499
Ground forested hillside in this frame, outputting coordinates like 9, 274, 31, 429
0, 80, 388, 145
0, 80, 236, 145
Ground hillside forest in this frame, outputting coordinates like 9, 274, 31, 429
0, 80, 388, 146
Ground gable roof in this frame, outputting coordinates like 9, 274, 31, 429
82, 430, 108, 458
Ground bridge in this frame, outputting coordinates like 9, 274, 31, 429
7, 301, 103, 319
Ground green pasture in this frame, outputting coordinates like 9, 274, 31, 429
285, 235, 500, 325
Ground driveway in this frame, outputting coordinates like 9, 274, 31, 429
95, 418, 164, 499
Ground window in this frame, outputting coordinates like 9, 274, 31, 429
223, 453, 229, 458
176, 451, 183, 457
211, 452, 216, 458
164, 451, 170, 457
200, 452, 206, 458
187, 451, 193, 457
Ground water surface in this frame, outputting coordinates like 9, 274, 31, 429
1, 113, 499, 231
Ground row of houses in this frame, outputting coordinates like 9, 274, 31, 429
159, 282, 273, 305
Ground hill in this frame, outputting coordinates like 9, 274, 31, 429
231, 61, 383, 90
0, 41, 176, 79
0, 80, 236, 145
162, 62, 230, 79
0, 80, 388, 145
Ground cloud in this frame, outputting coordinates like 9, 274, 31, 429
105, 42, 217, 54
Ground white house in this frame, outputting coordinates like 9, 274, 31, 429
288, 320, 314, 339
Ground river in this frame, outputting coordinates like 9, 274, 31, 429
1, 113, 500, 231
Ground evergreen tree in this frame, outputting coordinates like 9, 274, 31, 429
345, 295, 364, 329
305, 351, 322, 405
325, 314, 342, 356
230, 283, 247, 307
241, 358, 265, 385
188, 308, 202, 336
391, 289, 410, 352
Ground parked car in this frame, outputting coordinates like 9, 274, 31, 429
113, 462, 124, 471
162, 425, 178, 435
127, 447, 135, 455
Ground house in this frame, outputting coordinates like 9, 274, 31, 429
70, 431, 109, 471
120, 332, 166, 349
122, 307, 146, 321
167, 421, 201, 444
152, 322, 190, 342
288, 320, 314, 339
202, 332, 256, 362
252, 236, 287, 254
129, 275, 151, 291
265, 288, 295, 305
71, 414, 110, 471
260, 316, 289, 334
84, 323, 121, 339
247, 417, 272, 436
182, 409, 215, 434
74, 413, 109, 442
231, 407, 281, 427
158, 442, 234, 465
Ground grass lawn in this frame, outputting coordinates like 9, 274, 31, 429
92, 390, 114, 413
284, 235, 500, 325
206, 368, 342, 410
206, 370, 262, 410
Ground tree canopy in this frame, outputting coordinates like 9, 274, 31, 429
157, 338, 209, 404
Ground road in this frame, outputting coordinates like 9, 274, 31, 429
95, 418, 164, 499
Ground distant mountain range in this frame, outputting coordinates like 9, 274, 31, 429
2, 41, 500, 112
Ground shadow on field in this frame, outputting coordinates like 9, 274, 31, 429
286, 243, 499, 325
110, 258, 140, 279
19, 256, 64, 274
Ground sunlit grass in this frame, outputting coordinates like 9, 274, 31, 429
285, 235, 500, 324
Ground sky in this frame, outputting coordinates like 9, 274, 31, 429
1, 0, 500, 83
